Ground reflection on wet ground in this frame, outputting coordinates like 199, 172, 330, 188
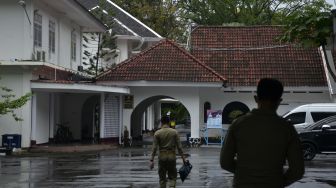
0, 147, 335, 188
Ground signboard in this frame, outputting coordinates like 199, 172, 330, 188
123, 95, 133, 109
206, 110, 222, 128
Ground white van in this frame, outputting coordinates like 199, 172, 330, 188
283, 103, 336, 131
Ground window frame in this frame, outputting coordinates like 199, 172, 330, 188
71, 31, 77, 61
48, 20, 56, 54
34, 13, 42, 48
285, 112, 306, 124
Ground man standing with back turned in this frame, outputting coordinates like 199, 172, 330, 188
150, 116, 186, 188
220, 78, 304, 188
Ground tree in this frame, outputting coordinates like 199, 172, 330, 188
0, 80, 31, 121
112, 0, 187, 42
82, 0, 118, 76
180, 0, 331, 26
279, 6, 336, 81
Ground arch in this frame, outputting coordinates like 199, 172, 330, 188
81, 95, 100, 142
204, 101, 211, 123
130, 95, 191, 141
222, 101, 250, 124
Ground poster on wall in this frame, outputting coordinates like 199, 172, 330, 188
123, 95, 134, 109
206, 110, 222, 128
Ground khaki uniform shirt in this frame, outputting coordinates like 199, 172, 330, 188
151, 124, 184, 161
220, 109, 304, 188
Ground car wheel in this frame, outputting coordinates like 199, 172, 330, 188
302, 143, 316, 161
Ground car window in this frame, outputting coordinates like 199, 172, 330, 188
312, 117, 336, 130
285, 112, 306, 124
328, 121, 336, 129
311, 112, 336, 122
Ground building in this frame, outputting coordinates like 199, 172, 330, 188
1, 1, 336, 148
77, 0, 162, 68
0, 0, 129, 147
97, 26, 333, 143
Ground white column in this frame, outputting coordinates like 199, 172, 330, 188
119, 94, 123, 144
30, 93, 37, 143
49, 93, 55, 139
143, 112, 146, 131
100, 93, 105, 138
21, 72, 32, 148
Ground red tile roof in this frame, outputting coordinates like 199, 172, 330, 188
97, 39, 227, 83
32, 65, 91, 82
191, 26, 327, 87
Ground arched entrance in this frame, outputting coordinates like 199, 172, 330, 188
130, 95, 191, 144
81, 95, 100, 143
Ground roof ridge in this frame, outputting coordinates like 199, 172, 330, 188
165, 40, 227, 82
194, 25, 284, 28
96, 39, 167, 79
106, 0, 162, 38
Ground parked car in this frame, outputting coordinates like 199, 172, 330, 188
283, 103, 336, 131
298, 115, 336, 160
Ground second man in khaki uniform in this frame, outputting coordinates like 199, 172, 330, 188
150, 116, 186, 188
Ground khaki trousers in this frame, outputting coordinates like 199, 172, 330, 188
158, 152, 177, 188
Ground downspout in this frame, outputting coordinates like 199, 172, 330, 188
132, 37, 145, 51
320, 10, 336, 100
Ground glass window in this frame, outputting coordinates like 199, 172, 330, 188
49, 21, 55, 53
71, 32, 76, 61
311, 112, 336, 122
204, 102, 211, 123
34, 13, 42, 47
285, 112, 306, 124
330, 121, 336, 129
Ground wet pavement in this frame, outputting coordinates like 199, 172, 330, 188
0, 147, 335, 188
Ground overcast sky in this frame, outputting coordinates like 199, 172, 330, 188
326, 0, 336, 8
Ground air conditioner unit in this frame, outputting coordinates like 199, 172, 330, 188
35, 50, 46, 62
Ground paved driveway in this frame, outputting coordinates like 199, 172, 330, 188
0, 147, 335, 188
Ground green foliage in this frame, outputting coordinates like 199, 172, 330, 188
279, 5, 335, 81
161, 102, 189, 122
280, 10, 333, 47
112, 0, 187, 42
0, 80, 31, 121
82, 0, 118, 76
180, 0, 331, 26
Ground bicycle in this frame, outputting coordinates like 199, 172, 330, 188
54, 122, 73, 144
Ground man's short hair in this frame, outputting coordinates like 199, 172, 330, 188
257, 78, 283, 101
161, 116, 170, 124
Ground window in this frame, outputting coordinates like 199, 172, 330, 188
311, 112, 336, 122
49, 20, 55, 53
71, 32, 76, 61
204, 102, 211, 123
34, 13, 42, 47
285, 112, 306, 124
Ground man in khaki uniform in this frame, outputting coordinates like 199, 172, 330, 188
150, 116, 186, 188
220, 78, 304, 188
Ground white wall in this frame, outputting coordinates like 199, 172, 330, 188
0, 0, 33, 61
0, 69, 32, 148
58, 18, 81, 70
0, 0, 82, 71
33, 92, 50, 144
124, 86, 201, 138
199, 88, 331, 118
116, 39, 129, 63
120, 86, 331, 139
